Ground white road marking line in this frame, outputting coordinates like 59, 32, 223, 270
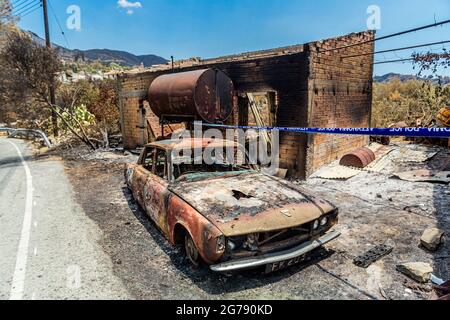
6, 140, 33, 300
33, 247, 37, 256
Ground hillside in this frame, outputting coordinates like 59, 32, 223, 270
27, 31, 167, 67
71, 48, 167, 67
374, 72, 450, 85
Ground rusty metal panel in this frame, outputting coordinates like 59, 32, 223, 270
169, 172, 336, 236
148, 68, 234, 123
340, 147, 376, 168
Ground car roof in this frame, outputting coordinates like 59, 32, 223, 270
145, 138, 241, 151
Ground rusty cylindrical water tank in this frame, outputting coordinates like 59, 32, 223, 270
148, 68, 234, 123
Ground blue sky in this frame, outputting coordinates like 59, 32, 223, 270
17, 0, 450, 76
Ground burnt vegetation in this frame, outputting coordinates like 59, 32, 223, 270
0, 29, 121, 148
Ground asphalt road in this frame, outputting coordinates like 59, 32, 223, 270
0, 138, 130, 300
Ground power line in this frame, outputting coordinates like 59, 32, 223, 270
373, 58, 414, 65
319, 19, 450, 53
13, 0, 40, 16
373, 50, 448, 64
19, 3, 42, 18
342, 39, 450, 59
12, 0, 29, 9
12, 0, 38, 15
14, 1, 41, 18
12, 0, 34, 11
47, 0, 70, 48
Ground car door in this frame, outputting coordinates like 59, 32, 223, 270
143, 148, 170, 236
132, 147, 155, 208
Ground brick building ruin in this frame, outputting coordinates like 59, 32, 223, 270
117, 31, 375, 179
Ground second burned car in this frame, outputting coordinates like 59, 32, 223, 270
125, 137, 340, 273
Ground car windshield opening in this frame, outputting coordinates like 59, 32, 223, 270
172, 146, 253, 180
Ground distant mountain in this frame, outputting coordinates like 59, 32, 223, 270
374, 73, 450, 85
26, 30, 168, 67
71, 48, 168, 67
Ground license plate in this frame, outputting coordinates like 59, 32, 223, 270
265, 256, 304, 273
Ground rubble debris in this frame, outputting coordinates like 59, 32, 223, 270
353, 244, 393, 268
403, 280, 433, 293
340, 147, 376, 168
129, 148, 143, 155
441, 158, 450, 171
430, 274, 445, 285
420, 228, 445, 251
432, 278, 450, 300
275, 168, 288, 179
393, 169, 450, 184
403, 205, 427, 213
378, 284, 390, 300
396, 262, 433, 283
396, 148, 438, 163
370, 135, 390, 146
363, 144, 394, 172
365, 151, 394, 172
437, 106, 450, 127
312, 165, 361, 180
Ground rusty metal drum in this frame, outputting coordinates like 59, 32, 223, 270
148, 69, 234, 123
339, 147, 376, 168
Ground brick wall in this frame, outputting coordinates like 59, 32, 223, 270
118, 30, 374, 178
305, 31, 374, 176
119, 50, 310, 176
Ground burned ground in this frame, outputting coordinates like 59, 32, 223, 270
63, 159, 371, 299
61, 143, 449, 300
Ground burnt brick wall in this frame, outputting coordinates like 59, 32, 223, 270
118, 31, 374, 178
119, 51, 310, 176
305, 31, 375, 176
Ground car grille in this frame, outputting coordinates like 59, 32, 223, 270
226, 210, 338, 257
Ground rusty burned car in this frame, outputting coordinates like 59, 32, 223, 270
125, 138, 340, 273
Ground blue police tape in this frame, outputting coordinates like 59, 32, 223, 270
200, 123, 450, 138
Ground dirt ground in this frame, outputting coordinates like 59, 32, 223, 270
58, 142, 449, 300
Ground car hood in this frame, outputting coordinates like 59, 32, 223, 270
169, 172, 336, 236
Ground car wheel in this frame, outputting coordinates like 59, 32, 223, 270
185, 233, 200, 268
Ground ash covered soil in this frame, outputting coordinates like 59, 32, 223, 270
60, 144, 449, 300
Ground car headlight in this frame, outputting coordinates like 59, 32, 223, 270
313, 219, 319, 230
320, 217, 328, 226
216, 235, 226, 253
226, 240, 236, 251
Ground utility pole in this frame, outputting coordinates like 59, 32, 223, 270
42, 0, 58, 137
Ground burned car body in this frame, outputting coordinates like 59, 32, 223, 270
125, 138, 340, 272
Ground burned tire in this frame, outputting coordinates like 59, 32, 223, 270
184, 233, 201, 268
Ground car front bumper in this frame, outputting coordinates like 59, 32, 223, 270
210, 230, 341, 272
